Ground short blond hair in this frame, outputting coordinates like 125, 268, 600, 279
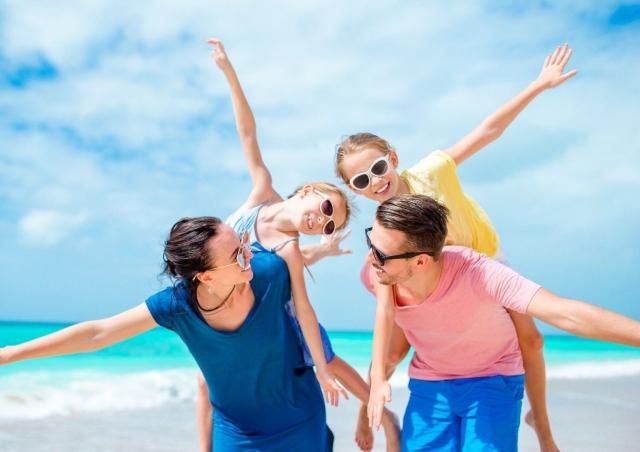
288, 181, 354, 230
335, 133, 393, 184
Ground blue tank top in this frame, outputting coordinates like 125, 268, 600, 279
145, 249, 329, 450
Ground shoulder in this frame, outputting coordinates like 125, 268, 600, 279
403, 150, 455, 175
441, 245, 487, 275
145, 282, 190, 327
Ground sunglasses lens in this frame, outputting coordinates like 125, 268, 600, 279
323, 220, 335, 235
373, 247, 385, 266
352, 174, 370, 190
371, 158, 389, 176
320, 199, 334, 216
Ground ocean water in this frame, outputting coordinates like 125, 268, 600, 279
1, 322, 640, 420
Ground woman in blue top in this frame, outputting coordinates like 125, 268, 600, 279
0, 216, 332, 451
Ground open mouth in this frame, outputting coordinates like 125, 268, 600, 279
306, 214, 313, 231
374, 181, 391, 195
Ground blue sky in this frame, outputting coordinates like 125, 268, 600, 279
1, 1, 639, 332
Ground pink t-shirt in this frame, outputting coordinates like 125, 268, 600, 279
362, 246, 540, 380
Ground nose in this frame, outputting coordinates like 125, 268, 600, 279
366, 249, 375, 263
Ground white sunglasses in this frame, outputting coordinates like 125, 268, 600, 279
348, 155, 391, 190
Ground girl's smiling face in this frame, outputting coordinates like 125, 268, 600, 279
340, 147, 402, 203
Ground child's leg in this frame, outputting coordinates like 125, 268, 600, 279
196, 373, 213, 452
353, 324, 410, 451
328, 356, 401, 452
509, 311, 559, 452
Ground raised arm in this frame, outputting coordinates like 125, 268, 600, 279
367, 280, 395, 430
208, 38, 276, 205
280, 241, 348, 406
527, 288, 640, 347
444, 44, 577, 165
0, 303, 157, 365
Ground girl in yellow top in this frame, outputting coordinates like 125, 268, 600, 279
336, 44, 577, 452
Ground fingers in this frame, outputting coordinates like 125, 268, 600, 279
549, 45, 562, 65
559, 47, 573, 69
337, 228, 352, 242
340, 248, 353, 255
543, 55, 551, 68
559, 69, 578, 82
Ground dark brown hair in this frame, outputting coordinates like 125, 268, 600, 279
375, 194, 449, 259
162, 216, 222, 310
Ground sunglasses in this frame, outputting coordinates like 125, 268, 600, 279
348, 155, 391, 191
365, 227, 430, 266
315, 190, 336, 236
211, 231, 251, 271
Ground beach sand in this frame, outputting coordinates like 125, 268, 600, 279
1, 376, 638, 451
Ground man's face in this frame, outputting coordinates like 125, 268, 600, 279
367, 220, 416, 285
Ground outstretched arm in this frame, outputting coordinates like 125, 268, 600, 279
368, 280, 395, 430
0, 303, 157, 364
208, 38, 277, 206
527, 288, 640, 347
280, 241, 348, 406
445, 44, 577, 165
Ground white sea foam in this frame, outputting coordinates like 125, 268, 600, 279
2, 359, 639, 420
546, 359, 640, 380
0, 368, 198, 420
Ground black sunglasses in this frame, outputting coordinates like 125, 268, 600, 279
365, 227, 431, 266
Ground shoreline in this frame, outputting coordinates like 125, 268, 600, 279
1, 376, 638, 451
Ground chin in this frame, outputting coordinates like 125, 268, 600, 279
241, 269, 254, 282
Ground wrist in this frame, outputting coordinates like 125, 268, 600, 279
529, 79, 548, 93
0, 345, 15, 364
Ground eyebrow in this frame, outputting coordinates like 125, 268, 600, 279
228, 245, 241, 260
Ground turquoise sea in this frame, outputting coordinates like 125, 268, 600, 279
2, 322, 640, 420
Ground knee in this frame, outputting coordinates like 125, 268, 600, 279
519, 329, 544, 353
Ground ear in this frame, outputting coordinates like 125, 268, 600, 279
389, 150, 400, 169
197, 270, 215, 286
299, 184, 313, 197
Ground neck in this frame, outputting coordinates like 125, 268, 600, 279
397, 258, 444, 302
261, 201, 298, 234
196, 282, 236, 311
394, 177, 410, 196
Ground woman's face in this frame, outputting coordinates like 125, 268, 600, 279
297, 187, 348, 236
340, 147, 401, 203
205, 224, 253, 285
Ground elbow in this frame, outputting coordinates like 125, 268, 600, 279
483, 126, 503, 142
518, 328, 544, 353
238, 129, 257, 143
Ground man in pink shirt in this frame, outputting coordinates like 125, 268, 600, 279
366, 194, 640, 451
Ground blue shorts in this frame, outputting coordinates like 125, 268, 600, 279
402, 375, 525, 452
285, 300, 336, 366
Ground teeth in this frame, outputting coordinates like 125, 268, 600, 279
376, 182, 389, 194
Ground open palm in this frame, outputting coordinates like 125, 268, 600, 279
536, 43, 577, 89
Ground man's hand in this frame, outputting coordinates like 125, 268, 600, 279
368, 379, 392, 430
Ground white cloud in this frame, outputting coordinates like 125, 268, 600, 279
1, 1, 638, 324
18, 209, 89, 247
